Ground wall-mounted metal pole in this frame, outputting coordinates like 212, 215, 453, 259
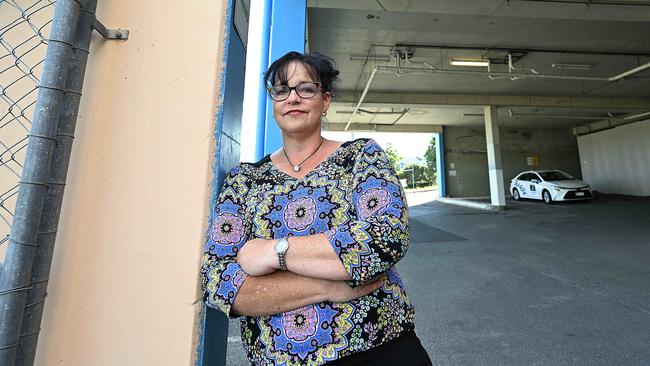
0, 1, 81, 364
14, 1, 98, 364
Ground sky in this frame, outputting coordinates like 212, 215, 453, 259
322, 131, 434, 160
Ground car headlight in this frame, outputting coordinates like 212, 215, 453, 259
553, 186, 561, 191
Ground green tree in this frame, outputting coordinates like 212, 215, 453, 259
384, 143, 402, 172
398, 163, 434, 189
424, 136, 437, 176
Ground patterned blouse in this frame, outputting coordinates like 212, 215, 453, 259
201, 138, 415, 365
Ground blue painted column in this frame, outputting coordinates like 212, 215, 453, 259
263, 0, 307, 155
435, 131, 447, 197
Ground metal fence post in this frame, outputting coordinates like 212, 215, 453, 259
0, 0, 81, 364
14, 0, 97, 364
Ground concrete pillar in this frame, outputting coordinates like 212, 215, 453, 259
484, 105, 506, 207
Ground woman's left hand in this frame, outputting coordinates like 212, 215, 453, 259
237, 238, 278, 276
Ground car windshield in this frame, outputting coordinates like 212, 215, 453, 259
539, 171, 573, 181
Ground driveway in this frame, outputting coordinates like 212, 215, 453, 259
405, 195, 650, 365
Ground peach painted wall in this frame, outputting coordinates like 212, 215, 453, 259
34, 1, 229, 364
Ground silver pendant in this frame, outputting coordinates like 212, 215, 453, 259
293, 165, 301, 172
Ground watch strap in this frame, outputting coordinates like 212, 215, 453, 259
275, 237, 289, 271
278, 251, 287, 271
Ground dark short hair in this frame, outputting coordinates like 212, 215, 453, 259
264, 51, 340, 96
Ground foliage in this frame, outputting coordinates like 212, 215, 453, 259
383, 137, 438, 189
384, 143, 402, 172
398, 163, 435, 189
424, 135, 437, 175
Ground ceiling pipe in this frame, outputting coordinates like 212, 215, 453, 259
345, 67, 378, 131
574, 110, 650, 135
575, 111, 650, 136
507, 53, 539, 77
509, 110, 610, 120
336, 108, 408, 115
622, 110, 650, 120
346, 47, 650, 131
373, 60, 650, 82
389, 108, 410, 125
374, 64, 611, 81
509, 0, 650, 7
394, 43, 650, 57
609, 62, 650, 81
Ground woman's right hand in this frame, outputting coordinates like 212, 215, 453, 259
326, 275, 385, 303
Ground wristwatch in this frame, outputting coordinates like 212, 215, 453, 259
274, 237, 290, 271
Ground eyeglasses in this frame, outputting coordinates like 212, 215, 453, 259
267, 82, 321, 101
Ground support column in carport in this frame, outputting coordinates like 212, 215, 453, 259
484, 105, 506, 207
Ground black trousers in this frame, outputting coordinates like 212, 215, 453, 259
328, 330, 432, 365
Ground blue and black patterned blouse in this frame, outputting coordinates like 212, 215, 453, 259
201, 138, 415, 365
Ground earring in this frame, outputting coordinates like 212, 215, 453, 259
322, 111, 327, 117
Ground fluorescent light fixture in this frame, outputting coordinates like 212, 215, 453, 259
552, 63, 592, 70
350, 55, 391, 62
450, 59, 489, 67
408, 109, 427, 115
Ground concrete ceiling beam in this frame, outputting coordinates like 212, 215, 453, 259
336, 92, 650, 109
307, 0, 650, 22
323, 122, 443, 133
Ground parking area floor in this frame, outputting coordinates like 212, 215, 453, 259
405, 195, 650, 365
227, 195, 650, 365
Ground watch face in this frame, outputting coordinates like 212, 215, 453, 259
275, 238, 289, 253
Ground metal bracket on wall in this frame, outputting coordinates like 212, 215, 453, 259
93, 18, 129, 40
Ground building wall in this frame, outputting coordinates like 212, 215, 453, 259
577, 119, 650, 196
445, 126, 581, 197
34, 1, 230, 365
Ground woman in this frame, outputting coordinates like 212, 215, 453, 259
201, 51, 431, 365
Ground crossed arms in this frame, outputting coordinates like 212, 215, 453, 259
200, 140, 409, 317
230, 234, 384, 316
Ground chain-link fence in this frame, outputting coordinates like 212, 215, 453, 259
1, 1, 100, 363
0, 0, 56, 257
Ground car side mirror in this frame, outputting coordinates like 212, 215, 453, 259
531, 179, 539, 184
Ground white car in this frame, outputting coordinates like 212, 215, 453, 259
510, 170, 592, 204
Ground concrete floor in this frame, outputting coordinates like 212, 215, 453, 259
226, 195, 650, 365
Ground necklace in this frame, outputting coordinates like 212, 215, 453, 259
283, 137, 324, 172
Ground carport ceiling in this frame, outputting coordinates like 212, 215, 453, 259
307, 0, 650, 130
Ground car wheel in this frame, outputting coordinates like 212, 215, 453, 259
512, 188, 520, 201
542, 190, 552, 204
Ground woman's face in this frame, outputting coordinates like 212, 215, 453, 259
272, 61, 331, 136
